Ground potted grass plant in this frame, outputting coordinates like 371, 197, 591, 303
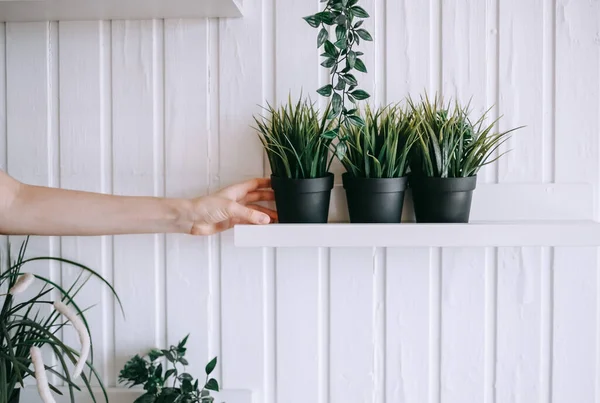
254, 97, 336, 223
1, 237, 121, 403
408, 94, 522, 223
340, 104, 417, 223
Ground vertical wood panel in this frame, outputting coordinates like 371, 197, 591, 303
6, 21, 60, 379
553, 247, 597, 403
495, 247, 542, 402
386, 0, 431, 100
440, 248, 486, 403
441, 0, 486, 108
498, 0, 544, 182
275, 248, 319, 403
553, 2, 599, 402
385, 248, 431, 403
554, 0, 599, 183
111, 19, 165, 374
330, 248, 374, 403
58, 20, 112, 385
274, 0, 318, 103
164, 18, 211, 376
218, 0, 266, 395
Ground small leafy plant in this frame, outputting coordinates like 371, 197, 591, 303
342, 104, 417, 178
254, 96, 336, 179
119, 335, 219, 403
304, 0, 373, 138
408, 93, 522, 178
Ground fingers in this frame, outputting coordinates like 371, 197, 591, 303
226, 201, 271, 225
240, 189, 275, 205
248, 204, 278, 222
220, 178, 272, 201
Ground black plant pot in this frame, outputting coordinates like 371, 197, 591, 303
409, 175, 477, 223
271, 173, 334, 223
343, 173, 408, 223
8, 389, 20, 403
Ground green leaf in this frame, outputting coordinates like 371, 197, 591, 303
347, 51, 357, 68
324, 40, 338, 58
322, 128, 339, 140
347, 115, 366, 126
334, 78, 346, 91
321, 58, 336, 68
335, 25, 346, 42
351, 6, 370, 17
356, 28, 373, 41
162, 350, 175, 363
347, 0, 359, 6
354, 58, 367, 73
316, 11, 336, 25
317, 84, 333, 97
181, 379, 194, 394
342, 74, 358, 86
335, 14, 347, 25
204, 379, 220, 392
179, 357, 189, 366
303, 15, 319, 28
332, 93, 343, 115
205, 357, 218, 376
354, 20, 364, 28
334, 39, 347, 49
317, 28, 329, 47
164, 369, 177, 380
351, 89, 370, 100
148, 349, 163, 362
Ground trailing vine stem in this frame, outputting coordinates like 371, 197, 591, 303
304, 0, 373, 165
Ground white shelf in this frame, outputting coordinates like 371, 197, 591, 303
0, 0, 242, 22
234, 221, 600, 248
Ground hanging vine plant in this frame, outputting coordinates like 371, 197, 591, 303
304, 0, 373, 145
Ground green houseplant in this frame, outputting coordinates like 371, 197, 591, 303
254, 97, 336, 223
408, 94, 521, 223
0, 237, 121, 403
340, 104, 417, 223
119, 335, 219, 403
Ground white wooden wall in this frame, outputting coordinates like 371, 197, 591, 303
1, 0, 600, 401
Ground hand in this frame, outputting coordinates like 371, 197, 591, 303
188, 178, 277, 235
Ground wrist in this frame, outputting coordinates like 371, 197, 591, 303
167, 198, 195, 234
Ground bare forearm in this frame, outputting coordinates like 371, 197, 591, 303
1, 184, 193, 236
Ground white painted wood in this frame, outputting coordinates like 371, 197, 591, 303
164, 18, 211, 376
111, 19, 165, 376
0, 0, 242, 22
329, 248, 374, 403
20, 387, 252, 403
5, 21, 61, 381
440, 248, 486, 402
385, 248, 432, 402
275, 248, 320, 403
218, 0, 268, 397
496, 247, 542, 402
2, 1, 600, 403
234, 221, 600, 248
553, 247, 598, 402
497, 0, 544, 183
554, 0, 599, 184
58, 20, 112, 385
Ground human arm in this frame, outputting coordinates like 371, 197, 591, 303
0, 170, 276, 236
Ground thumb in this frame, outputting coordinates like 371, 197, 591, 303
226, 202, 271, 225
